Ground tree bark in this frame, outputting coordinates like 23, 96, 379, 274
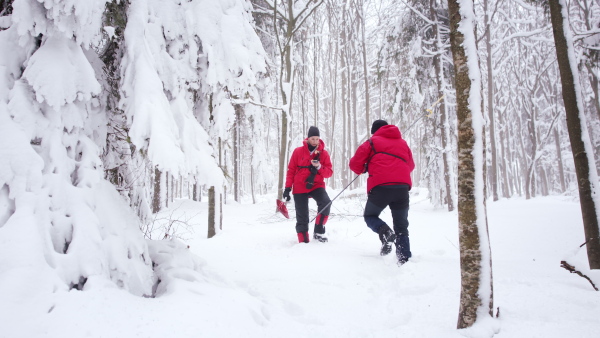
360, 0, 370, 133
208, 186, 216, 239
554, 127, 566, 193
484, 0, 499, 201
448, 0, 494, 329
548, 0, 600, 269
152, 167, 161, 213
234, 104, 241, 202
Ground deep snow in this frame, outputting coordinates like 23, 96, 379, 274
1, 188, 599, 338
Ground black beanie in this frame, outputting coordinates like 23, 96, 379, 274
307, 126, 320, 138
371, 120, 388, 134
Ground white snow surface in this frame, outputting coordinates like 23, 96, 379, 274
1, 189, 598, 338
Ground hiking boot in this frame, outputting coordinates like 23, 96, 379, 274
396, 251, 409, 265
313, 224, 328, 242
395, 234, 411, 264
313, 232, 328, 243
378, 225, 396, 256
297, 232, 310, 243
396, 245, 408, 266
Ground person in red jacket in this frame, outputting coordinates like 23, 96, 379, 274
349, 120, 415, 264
283, 126, 333, 243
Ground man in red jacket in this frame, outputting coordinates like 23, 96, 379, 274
283, 126, 333, 243
349, 120, 415, 264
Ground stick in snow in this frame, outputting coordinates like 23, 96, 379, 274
560, 260, 599, 291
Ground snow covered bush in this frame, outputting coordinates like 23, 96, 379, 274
1, 0, 269, 304
0, 0, 156, 298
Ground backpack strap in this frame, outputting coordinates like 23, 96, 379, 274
368, 138, 407, 165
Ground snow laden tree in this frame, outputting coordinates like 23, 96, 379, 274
101, 0, 267, 235
0, 0, 154, 298
447, 0, 495, 331
547, 0, 600, 269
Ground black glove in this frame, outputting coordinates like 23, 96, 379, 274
283, 187, 291, 201
309, 165, 319, 175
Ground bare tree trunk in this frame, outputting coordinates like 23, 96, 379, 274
498, 109, 510, 198
208, 186, 216, 238
313, 22, 319, 125
251, 166, 256, 204
549, 0, 600, 269
448, 0, 494, 329
170, 173, 174, 205
341, 18, 349, 188
359, 0, 370, 132
234, 104, 241, 202
193, 180, 198, 202
554, 127, 566, 193
152, 167, 161, 213
329, 8, 339, 189
540, 166, 549, 196
276, 19, 291, 202
484, 0, 499, 201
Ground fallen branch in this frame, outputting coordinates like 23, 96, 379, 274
560, 260, 599, 291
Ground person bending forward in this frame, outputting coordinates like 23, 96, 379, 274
349, 120, 415, 264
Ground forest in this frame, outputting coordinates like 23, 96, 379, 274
0, 0, 599, 333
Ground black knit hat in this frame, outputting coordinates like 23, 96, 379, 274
307, 126, 320, 138
371, 120, 388, 134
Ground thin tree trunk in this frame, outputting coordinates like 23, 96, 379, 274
540, 166, 549, 196
234, 104, 241, 202
152, 167, 161, 213
554, 127, 566, 193
208, 186, 216, 238
341, 18, 349, 188
549, 0, 600, 269
165, 172, 169, 208
314, 23, 319, 125
251, 166, 256, 204
484, 0, 499, 201
193, 179, 198, 202
498, 108, 510, 198
360, 0, 370, 133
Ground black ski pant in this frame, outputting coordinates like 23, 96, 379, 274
364, 185, 411, 259
293, 187, 331, 234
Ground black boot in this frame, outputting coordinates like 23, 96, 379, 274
313, 224, 328, 242
395, 233, 411, 264
378, 224, 396, 256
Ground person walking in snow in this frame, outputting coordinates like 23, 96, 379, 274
349, 120, 415, 264
283, 126, 333, 243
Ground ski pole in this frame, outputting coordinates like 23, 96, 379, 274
310, 173, 362, 223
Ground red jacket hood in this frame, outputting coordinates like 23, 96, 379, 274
373, 124, 402, 139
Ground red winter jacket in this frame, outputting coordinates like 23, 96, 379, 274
349, 125, 415, 192
286, 139, 333, 194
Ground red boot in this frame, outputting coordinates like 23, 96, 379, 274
297, 231, 310, 243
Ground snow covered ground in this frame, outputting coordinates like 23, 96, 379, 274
2, 188, 599, 338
